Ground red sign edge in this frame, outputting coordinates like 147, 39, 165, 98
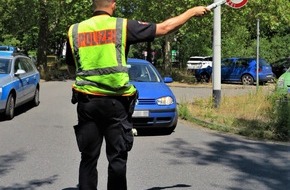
226, 0, 248, 8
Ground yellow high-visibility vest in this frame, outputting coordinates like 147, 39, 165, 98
68, 15, 136, 96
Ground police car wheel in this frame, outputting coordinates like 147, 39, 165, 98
5, 94, 15, 120
32, 88, 40, 106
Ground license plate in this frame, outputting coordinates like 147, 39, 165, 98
132, 110, 149, 117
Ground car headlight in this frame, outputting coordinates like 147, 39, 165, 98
277, 78, 285, 88
156, 96, 174, 105
0, 87, 2, 93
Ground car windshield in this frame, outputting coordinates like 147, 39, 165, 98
127, 63, 161, 82
0, 58, 12, 74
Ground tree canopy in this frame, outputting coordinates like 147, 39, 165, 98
0, 0, 289, 70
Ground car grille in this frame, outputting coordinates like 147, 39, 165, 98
132, 117, 173, 126
137, 99, 156, 105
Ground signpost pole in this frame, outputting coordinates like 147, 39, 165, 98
208, 0, 248, 108
256, 18, 260, 91
212, 0, 222, 108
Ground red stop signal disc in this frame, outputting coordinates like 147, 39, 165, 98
226, 0, 248, 9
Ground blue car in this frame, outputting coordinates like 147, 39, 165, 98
195, 57, 274, 85
127, 58, 178, 134
0, 50, 40, 120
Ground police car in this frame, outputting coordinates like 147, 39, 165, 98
0, 46, 40, 120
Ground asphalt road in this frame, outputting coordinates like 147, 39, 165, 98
0, 80, 289, 190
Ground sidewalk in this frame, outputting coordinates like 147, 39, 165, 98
167, 81, 275, 90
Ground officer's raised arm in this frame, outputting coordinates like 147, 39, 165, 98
155, 6, 209, 37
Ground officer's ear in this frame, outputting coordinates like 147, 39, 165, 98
112, 2, 116, 12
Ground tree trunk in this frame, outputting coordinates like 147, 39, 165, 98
146, 42, 152, 63
164, 35, 171, 75
37, 0, 49, 80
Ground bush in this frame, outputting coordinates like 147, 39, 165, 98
179, 88, 290, 142
267, 92, 290, 141
156, 67, 196, 83
178, 103, 191, 120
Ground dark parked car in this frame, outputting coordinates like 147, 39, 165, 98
271, 57, 290, 79
0, 49, 40, 119
195, 66, 212, 83
195, 57, 274, 85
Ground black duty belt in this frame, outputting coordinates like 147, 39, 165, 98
77, 91, 133, 102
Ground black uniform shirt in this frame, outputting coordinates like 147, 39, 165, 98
66, 11, 156, 67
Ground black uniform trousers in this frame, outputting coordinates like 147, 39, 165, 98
73, 93, 134, 190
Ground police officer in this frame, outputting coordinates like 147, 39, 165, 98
66, 0, 209, 189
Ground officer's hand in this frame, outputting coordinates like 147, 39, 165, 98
191, 6, 210, 17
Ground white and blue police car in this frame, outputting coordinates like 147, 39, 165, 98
0, 46, 40, 120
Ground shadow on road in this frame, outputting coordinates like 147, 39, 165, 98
0, 150, 27, 177
0, 175, 58, 190
62, 184, 79, 190
160, 134, 290, 190
146, 183, 191, 190
0, 102, 39, 122
0, 151, 59, 189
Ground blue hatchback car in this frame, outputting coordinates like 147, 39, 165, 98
127, 58, 178, 134
0, 50, 40, 120
195, 57, 274, 85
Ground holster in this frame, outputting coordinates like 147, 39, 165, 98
71, 89, 79, 104
128, 91, 139, 116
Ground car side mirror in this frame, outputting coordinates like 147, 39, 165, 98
15, 69, 26, 76
164, 77, 173, 83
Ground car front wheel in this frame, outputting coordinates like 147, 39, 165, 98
200, 73, 210, 83
5, 94, 15, 120
242, 74, 254, 85
31, 88, 40, 106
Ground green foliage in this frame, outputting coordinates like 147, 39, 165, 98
1, 35, 20, 46
171, 70, 196, 83
267, 92, 290, 141
178, 102, 191, 120
0, 0, 289, 73
183, 88, 290, 141
0, 0, 38, 49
